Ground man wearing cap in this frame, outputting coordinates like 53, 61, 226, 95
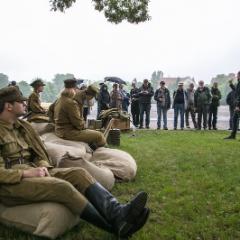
53, 79, 106, 148
194, 81, 212, 130
173, 82, 187, 130
27, 78, 49, 122
154, 80, 171, 130
0, 86, 150, 238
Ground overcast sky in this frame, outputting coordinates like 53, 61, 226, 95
0, 0, 239, 83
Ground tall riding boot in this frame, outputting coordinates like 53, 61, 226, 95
85, 182, 149, 238
81, 202, 112, 233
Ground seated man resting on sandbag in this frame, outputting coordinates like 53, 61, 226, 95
0, 86, 150, 239
50, 79, 105, 149
27, 78, 49, 123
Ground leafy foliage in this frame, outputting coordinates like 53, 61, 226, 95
0, 73, 9, 89
49, 0, 151, 24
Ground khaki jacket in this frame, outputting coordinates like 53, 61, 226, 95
0, 119, 52, 184
54, 92, 85, 138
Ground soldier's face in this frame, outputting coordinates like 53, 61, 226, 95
11, 101, 27, 117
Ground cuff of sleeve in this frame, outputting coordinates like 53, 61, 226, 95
36, 160, 54, 168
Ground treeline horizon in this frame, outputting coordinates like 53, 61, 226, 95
0, 72, 236, 105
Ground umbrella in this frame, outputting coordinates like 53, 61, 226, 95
76, 79, 84, 85
104, 77, 126, 85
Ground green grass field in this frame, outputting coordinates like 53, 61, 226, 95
1, 130, 240, 240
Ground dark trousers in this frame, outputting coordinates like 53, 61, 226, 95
131, 102, 140, 127
208, 105, 218, 129
229, 106, 235, 129
83, 107, 89, 122
174, 103, 185, 129
139, 103, 151, 128
185, 106, 197, 128
231, 111, 240, 137
197, 105, 209, 129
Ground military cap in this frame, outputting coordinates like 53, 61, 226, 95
30, 79, 45, 88
0, 87, 27, 103
86, 84, 99, 96
64, 79, 77, 88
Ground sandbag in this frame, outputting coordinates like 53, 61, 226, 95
31, 122, 54, 135
41, 132, 92, 153
90, 147, 137, 181
0, 202, 79, 239
59, 153, 115, 190
44, 142, 115, 190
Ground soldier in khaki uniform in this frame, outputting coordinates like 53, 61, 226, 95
27, 79, 49, 122
0, 86, 149, 238
53, 79, 106, 148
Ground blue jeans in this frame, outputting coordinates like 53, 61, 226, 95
174, 104, 185, 129
157, 105, 168, 128
139, 103, 151, 127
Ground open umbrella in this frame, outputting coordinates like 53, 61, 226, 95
104, 77, 126, 85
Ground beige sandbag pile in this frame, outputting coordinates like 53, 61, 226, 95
90, 147, 137, 181
31, 122, 54, 135
0, 202, 79, 239
42, 133, 115, 190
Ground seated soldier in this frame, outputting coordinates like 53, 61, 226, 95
53, 79, 106, 149
0, 86, 150, 239
27, 78, 49, 122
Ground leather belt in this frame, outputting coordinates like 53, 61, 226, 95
5, 158, 27, 169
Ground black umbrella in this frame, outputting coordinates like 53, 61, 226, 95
76, 79, 84, 85
104, 77, 126, 85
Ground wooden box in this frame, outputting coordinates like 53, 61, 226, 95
111, 118, 130, 130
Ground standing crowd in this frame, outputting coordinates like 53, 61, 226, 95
97, 72, 240, 136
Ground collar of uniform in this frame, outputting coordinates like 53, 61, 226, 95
0, 119, 14, 130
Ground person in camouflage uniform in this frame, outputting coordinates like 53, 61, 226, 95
0, 86, 149, 239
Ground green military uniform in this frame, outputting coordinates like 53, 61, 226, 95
54, 90, 106, 147
0, 119, 95, 214
27, 79, 49, 123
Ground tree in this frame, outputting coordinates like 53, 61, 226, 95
18, 81, 32, 97
0, 73, 9, 89
52, 73, 75, 93
50, 0, 150, 24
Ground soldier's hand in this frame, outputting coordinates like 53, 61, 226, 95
23, 167, 49, 178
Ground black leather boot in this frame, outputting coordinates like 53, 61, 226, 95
85, 182, 149, 238
80, 202, 113, 233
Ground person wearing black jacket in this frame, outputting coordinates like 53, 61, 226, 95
226, 88, 238, 130
97, 83, 110, 119
225, 71, 240, 139
208, 82, 221, 130
137, 79, 154, 129
154, 80, 171, 130
130, 81, 140, 127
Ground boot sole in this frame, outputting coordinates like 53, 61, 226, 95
118, 192, 148, 237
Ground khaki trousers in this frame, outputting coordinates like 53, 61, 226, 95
62, 129, 106, 147
0, 167, 96, 215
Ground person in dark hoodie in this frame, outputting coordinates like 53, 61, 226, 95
137, 79, 154, 129
97, 83, 110, 119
